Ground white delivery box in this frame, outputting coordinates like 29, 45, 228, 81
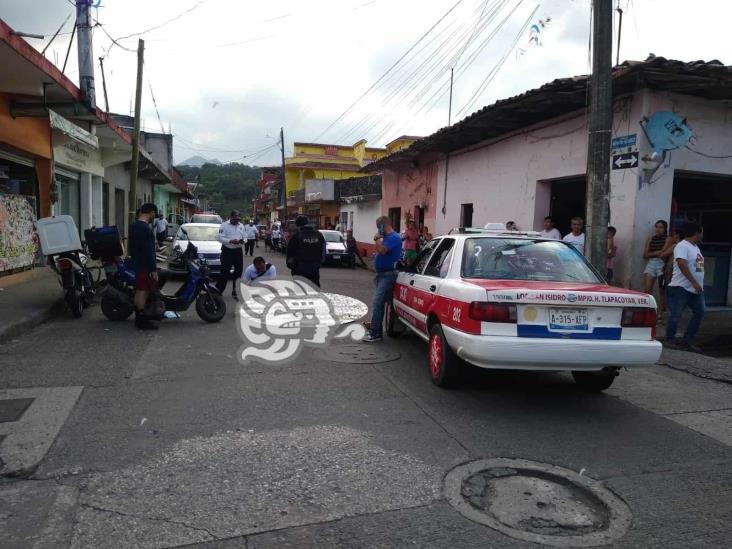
36, 215, 82, 255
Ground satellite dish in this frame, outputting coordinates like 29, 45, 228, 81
643, 111, 693, 155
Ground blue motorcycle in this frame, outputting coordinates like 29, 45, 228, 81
99, 238, 226, 323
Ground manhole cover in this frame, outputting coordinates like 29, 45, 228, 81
444, 458, 632, 547
313, 344, 401, 364
0, 398, 35, 423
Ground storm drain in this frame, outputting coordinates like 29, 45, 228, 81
444, 458, 632, 547
313, 344, 401, 364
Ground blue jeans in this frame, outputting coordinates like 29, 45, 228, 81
370, 271, 398, 337
665, 285, 705, 343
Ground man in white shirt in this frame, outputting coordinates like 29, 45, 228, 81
216, 210, 246, 299
154, 214, 168, 249
665, 222, 705, 352
539, 216, 561, 240
562, 217, 586, 255
243, 220, 258, 257
271, 226, 282, 251
242, 256, 277, 283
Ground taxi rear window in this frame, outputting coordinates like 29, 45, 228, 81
461, 238, 602, 283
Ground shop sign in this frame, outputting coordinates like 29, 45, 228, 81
53, 139, 104, 177
0, 193, 38, 272
49, 110, 99, 149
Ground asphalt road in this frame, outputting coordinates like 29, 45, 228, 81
1, 248, 731, 548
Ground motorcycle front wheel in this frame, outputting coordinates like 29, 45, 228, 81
101, 295, 134, 321
66, 288, 84, 318
195, 292, 227, 323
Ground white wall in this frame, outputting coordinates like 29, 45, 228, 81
340, 200, 382, 243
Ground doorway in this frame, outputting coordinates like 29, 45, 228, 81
673, 172, 732, 306
549, 176, 586, 237
388, 207, 401, 233
460, 203, 474, 228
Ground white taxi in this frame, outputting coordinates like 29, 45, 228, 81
385, 227, 662, 390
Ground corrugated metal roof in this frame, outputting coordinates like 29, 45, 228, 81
364, 56, 732, 172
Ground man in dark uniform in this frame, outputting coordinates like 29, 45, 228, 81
130, 203, 159, 330
286, 215, 326, 287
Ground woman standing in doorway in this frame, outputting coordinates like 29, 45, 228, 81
643, 220, 670, 319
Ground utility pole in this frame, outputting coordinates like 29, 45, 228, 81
75, 0, 96, 109
585, 0, 613, 275
279, 127, 286, 220
99, 57, 110, 113
615, 1, 623, 66
129, 39, 145, 227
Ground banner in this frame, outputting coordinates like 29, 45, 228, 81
0, 194, 39, 272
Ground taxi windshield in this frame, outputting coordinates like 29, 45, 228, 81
461, 238, 602, 283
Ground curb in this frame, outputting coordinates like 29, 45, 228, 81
0, 298, 66, 344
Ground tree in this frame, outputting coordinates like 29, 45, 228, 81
176, 162, 260, 215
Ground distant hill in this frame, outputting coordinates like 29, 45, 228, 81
176, 162, 260, 217
178, 155, 222, 167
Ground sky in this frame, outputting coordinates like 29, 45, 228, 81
2, 0, 731, 166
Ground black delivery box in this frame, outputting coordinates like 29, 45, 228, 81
84, 226, 124, 259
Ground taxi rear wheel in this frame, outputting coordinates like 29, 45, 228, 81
572, 369, 617, 392
428, 324, 462, 387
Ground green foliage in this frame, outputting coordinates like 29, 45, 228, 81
176, 162, 260, 216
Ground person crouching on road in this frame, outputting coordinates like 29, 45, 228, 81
363, 215, 402, 343
216, 210, 246, 300
243, 256, 277, 284
286, 215, 326, 287
130, 203, 159, 330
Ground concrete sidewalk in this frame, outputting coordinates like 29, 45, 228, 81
0, 267, 65, 343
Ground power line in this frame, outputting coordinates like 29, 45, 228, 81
114, 0, 208, 42
313, 0, 466, 142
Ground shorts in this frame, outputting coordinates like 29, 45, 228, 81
135, 270, 157, 291
643, 258, 665, 278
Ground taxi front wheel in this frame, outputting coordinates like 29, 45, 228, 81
428, 324, 463, 387
572, 369, 618, 392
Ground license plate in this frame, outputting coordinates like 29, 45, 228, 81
548, 308, 589, 331
332, 254, 341, 259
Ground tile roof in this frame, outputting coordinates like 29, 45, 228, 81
365, 56, 732, 171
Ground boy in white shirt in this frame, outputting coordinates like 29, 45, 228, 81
562, 217, 586, 255
665, 223, 705, 352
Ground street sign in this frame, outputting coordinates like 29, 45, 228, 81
611, 134, 637, 151
612, 152, 638, 170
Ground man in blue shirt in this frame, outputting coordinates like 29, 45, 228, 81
363, 215, 402, 342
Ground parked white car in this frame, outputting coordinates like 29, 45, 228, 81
168, 223, 223, 276
386, 227, 662, 390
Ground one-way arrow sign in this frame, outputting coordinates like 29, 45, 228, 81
612, 152, 638, 170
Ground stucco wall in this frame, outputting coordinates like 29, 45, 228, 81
340, 199, 381, 250
381, 163, 438, 232
432, 94, 644, 287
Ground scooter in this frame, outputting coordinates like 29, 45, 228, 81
99, 236, 226, 323
48, 248, 96, 318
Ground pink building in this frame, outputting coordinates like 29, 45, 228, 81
370, 57, 732, 306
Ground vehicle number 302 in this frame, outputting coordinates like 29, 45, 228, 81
452, 307, 462, 323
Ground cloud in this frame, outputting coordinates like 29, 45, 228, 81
4, 0, 732, 166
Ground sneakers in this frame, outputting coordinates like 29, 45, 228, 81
135, 314, 158, 331
362, 333, 383, 343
